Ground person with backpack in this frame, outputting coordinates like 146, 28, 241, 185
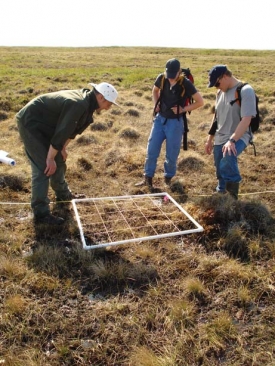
136, 58, 204, 189
205, 65, 257, 199
16, 82, 119, 225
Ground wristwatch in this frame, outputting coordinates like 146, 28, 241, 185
229, 138, 236, 143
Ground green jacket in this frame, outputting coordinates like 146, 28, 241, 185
16, 88, 98, 151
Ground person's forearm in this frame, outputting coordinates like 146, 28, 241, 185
184, 100, 203, 113
152, 86, 160, 105
229, 117, 251, 141
63, 139, 72, 148
184, 92, 204, 113
47, 145, 58, 160
205, 134, 214, 155
206, 134, 214, 143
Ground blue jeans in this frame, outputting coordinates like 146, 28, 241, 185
213, 140, 247, 192
144, 114, 184, 178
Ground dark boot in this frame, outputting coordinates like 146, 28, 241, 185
135, 176, 153, 189
56, 192, 86, 202
34, 213, 65, 225
145, 176, 153, 188
225, 182, 239, 200
164, 176, 172, 186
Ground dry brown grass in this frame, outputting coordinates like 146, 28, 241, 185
0, 46, 275, 365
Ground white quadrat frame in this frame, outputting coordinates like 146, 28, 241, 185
72, 192, 204, 250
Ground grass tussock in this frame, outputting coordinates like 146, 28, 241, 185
0, 46, 275, 365
90, 121, 110, 131
197, 195, 275, 262
76, 133, 98, 145
124, 108, 140, 117
0, 174, 26, 191
118, 126, 140, 139
77, 157, 93, 171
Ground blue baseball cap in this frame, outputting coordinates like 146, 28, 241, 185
165, 58, 180, 79
208, 65, 227, 87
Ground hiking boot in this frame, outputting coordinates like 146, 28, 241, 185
135, 176, 153, 188
164, 177, 172, 186
225, 182, 239, 200
56, 192, 86, 202
35, 213, 65, 225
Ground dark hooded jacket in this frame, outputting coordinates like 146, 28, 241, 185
16, 88, 98, 151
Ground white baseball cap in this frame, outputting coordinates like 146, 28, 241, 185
89, 82, 119, 106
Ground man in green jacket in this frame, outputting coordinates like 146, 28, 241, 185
16, 82, 119, 225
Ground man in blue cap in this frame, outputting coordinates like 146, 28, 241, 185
205, 65, 257, 199
136, 58, 204, 190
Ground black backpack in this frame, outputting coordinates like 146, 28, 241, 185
153, 68, 195, 150
230, 82, 260, 133
209, 83, 260, 155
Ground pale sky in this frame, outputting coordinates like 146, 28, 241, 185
1, 0, 274, 50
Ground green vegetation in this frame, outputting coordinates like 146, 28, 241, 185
0, 46, 275, 365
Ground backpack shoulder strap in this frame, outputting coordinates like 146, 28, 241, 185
159, 74, 166, 91
153, 74, 186, 116
230, 82, 247, 106
158, 74, 186, 97
153, 74, 166, 116
177, 75, 186, 97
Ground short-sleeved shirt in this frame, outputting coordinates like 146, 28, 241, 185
155, 73, 197, 119
214, 83, 256, 146
16, 89, 98, 151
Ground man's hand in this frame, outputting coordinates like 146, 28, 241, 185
171, 105, 184, 114
222, 140, 237, 157
45, 145, 58, 176
154, 104, 160, 114
44, 158, 57, 176
205, 140, 213, 155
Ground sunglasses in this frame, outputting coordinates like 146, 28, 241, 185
215, 75, 224, 88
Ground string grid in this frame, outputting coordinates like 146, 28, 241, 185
72, 193, 203, 250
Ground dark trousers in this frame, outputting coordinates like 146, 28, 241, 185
17, 121, 70, 217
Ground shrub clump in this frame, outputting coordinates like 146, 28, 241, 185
0, 111, 9, 121
118, 127, 140, 140
221, 225, 250, 261
0, 100, 12, 111
0, 175, 25, 191
124, 108, 140, 117
110, 109, 122, 115
240, 201, 275, 234
199, 195, 275, 261
104, 149, 123, 167
178, 156, 205, 171
77, 158, 92, 171
76, 134, 98, 145
91, 121, 113, 131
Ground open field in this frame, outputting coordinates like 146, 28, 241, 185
0, 47, 275, 365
